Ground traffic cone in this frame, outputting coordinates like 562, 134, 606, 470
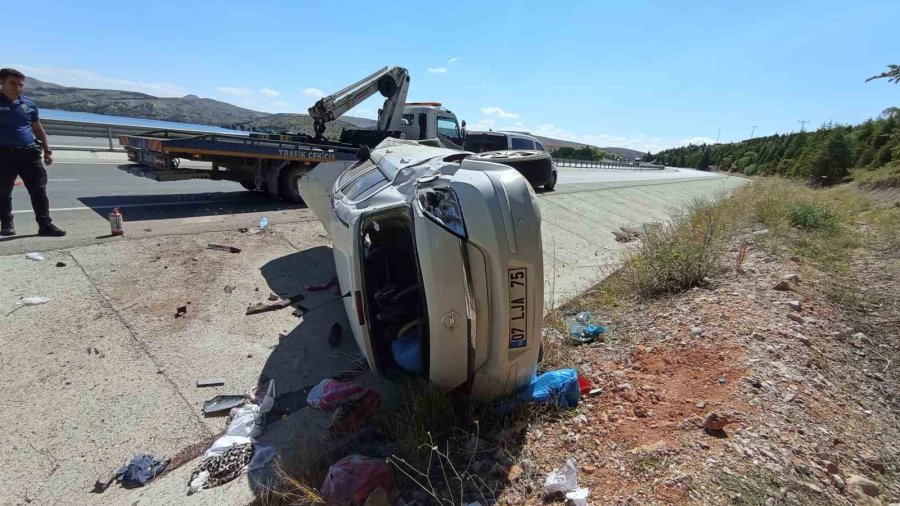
14, 178, 22, 186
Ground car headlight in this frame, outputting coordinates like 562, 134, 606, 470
416, 187, 467, 239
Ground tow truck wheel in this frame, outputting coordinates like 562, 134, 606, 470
278, 165, 306, 204
239, 180, 267, 192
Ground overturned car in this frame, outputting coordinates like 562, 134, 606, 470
299, 138, 544, 400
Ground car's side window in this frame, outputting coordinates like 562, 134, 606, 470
511, 137, 534, 149
534, 141, 546, 152
436, 116, 462, 146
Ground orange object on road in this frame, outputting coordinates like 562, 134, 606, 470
14, 179, 22, 186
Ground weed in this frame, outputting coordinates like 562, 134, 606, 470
619, 199, 729, 298
787, 203, 838, 231
853, 163, 900, 189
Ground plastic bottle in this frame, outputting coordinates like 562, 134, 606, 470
575, 311, 593, 325
258, 217, 269, 231
582, 325, 606, 338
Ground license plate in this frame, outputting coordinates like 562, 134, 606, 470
508, 268, 528, 349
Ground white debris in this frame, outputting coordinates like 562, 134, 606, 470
544, 458, 589, 504
21, 296, 50, 306
25, 252, 45, 261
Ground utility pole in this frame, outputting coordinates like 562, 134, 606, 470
715, 128, 721, 143
797, 120, 810, 132
750, 125, 758, 139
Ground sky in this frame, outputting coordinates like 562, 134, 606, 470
3, 0, 898, 153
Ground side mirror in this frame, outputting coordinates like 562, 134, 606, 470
460, 120, 467, 142
356, 145, 371, 161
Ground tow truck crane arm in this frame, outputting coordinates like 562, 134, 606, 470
307, 66, 410, 141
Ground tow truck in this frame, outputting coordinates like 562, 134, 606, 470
118, 66, 465, 203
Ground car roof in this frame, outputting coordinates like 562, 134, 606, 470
468, 130, 542, 142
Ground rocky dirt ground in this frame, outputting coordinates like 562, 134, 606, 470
484, 229, 899, 505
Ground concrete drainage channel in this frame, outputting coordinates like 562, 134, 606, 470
0, 173, 747, 504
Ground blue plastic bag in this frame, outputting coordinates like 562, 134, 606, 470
517, 369, 580, 408
391, 329, 423, 374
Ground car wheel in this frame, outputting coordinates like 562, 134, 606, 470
469, 150, 553, 185
544, 170, 558, 191
278, 165, 307, 204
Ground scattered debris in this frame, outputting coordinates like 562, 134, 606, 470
267, 293, 279, 301
320, 454, 393, 506
87, 347, 104, 358
307, 379, 370, 410
114, 454, 168, 489
21, 296, 50, 306
202, 395, 246, 415
196, 378, 225, 388
207, 244, 241, 254
543, 459, 589, 506
788, 300, 802, 311
511, 369, 581, 408
223, 285, 236, 293
238, 227, 249, 233
245, 294, 304, 315
55, 261, 66, 267
25, 252, 45, 261
175, 305, 188, 318
613, 226, 640, 243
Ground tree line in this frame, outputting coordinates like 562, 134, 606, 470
550, 145, 616, 161
648, 108, 899, 186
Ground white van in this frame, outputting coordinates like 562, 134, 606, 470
299, 138, 544, 400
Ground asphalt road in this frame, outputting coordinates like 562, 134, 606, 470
2, 152, 727, 254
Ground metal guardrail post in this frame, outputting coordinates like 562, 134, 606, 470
107, 126, 113, 151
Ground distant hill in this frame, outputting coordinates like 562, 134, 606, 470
25, 77, 269, 126
23, 77, 644, 154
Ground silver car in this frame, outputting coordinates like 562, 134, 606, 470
299, 138, 543, 400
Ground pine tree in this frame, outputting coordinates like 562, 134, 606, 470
697, 147, 711, 170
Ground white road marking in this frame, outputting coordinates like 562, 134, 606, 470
11, 198, 246, 214
48, 178, 79, 182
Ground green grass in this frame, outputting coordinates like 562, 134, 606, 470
787, 202, 838, 231
853, 163, 900, 189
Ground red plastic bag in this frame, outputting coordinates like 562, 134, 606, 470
577, 374, 592, 395
320, 454, 393, 505
307, 379, 369, 411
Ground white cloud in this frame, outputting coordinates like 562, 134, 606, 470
448, 57, 459, 64
468, 119, 496, 131
259, 88, 280, 98
13, 64, 186, 97
428, 67, 448, 74
217, 86, 253, 98
481, 107, 520, 120
302, 87, 325, 98
679, 136, 717, 146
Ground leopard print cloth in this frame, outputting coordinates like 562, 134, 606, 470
189, 443, 254, 489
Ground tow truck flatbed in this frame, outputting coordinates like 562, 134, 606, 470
120, 129, 360, 169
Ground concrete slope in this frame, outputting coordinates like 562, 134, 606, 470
538, 175, 748, 306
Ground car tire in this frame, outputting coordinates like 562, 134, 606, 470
470, 150, 553, 186
544, 170, 558, 191
278, 165, 307, 204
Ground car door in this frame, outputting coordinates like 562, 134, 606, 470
436, 115, 463, 149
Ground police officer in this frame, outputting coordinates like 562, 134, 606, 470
1, 68, 65, 236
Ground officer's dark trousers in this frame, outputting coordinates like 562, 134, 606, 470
0, 150, 52, 227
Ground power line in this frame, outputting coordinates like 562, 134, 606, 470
797, 120, 810, 132
750, 125, 758, 139
715, 128, 721, 143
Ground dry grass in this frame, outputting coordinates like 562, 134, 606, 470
853, 163, 900, 189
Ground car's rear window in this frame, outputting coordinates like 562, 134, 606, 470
463, 133, 507, 153
511, 137, 534, 149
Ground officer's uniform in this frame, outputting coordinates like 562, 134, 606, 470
0, 93, 54, 230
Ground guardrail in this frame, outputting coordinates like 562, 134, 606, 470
41, 119, 231, 152
553, 157, 665, 170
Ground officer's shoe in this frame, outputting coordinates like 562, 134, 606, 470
38, 224, 66, 237
0, 221, 14, 236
